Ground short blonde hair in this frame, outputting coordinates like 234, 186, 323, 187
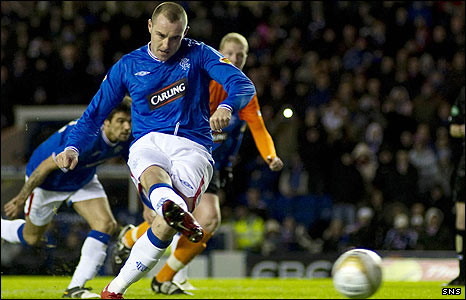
219, 32, 249, 53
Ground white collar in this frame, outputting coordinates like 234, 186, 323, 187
147, 42, 162, 62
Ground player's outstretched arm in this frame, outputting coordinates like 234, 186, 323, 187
3, 155, 59, 218
240, 97, 284, 172
55, 148, 79, 171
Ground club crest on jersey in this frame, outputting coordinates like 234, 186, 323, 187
219, 57, 232, 64
146, 78, 187, 110
179, 58, 190, 71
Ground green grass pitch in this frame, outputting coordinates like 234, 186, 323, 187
0, 276, 464, 299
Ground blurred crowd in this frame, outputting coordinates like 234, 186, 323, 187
1, 0, 465, 261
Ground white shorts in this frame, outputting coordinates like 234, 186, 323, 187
24, 174, 107, 226
128, 132, 213, 211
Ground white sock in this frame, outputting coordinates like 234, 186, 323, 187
1, 219, 26, 244
171, 232, 181, 253
149, 184, 188, 216
67, 232, 109, 289
107, 229, 170, 294
173, 263, 189, 283
170, 233, 189, 283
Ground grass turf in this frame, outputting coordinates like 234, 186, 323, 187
0, 276, 464, 299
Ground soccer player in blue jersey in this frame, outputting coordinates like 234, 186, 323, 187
54, 2, 255, 299
111, 32, 284, 295
1, 97, 132, 298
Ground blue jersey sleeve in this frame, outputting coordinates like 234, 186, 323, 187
200, 44, 255, 113
65, 59, 128, 154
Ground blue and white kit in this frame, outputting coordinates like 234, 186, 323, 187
64, 38, 255, 212
65, 39, 255, 154
27, 120, 131, 192
25, 120, 131, 226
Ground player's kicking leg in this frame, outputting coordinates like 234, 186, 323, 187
111, 190, 220, 294
102, 204, 201, 297
153, 191, 220, 291
102, 133, 213, 298
101, 164, 207, 298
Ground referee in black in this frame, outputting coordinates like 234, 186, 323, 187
447, 86, 465, 286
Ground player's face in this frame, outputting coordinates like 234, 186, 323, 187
104, 112, 131, 143
148, 15, 188, 62
220, 41, 248, 70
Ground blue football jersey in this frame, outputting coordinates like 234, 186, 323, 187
65, 39, 255, 154
26, 120, 131, 192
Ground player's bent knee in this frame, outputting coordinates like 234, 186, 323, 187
92, 219, 118, 235
199, 210, 221, 234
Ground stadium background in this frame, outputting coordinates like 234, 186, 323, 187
1, 1, 464, 280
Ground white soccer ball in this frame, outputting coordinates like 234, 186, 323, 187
331, 248, 382, 299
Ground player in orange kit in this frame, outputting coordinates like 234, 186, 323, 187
112, 32, 283, 294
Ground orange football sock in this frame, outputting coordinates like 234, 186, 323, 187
123, 221, 150, 248
156, 230, 213, 282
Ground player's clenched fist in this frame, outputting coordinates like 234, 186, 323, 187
267, 156, 284, 172
210, 107, 232, 131
55, 148, 79, 171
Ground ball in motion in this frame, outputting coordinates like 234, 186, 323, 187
331, 248, 382, 299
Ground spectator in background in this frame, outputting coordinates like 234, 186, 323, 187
412, 82, 442, 128
399, 130, 415, 151
278, 216, 301, 253
347, 206, 377, 249
55, 43, 89, 104
365, 121, 384, 155
367, 189, 390, 249
233, 205, 264, 253
383, 213, 418, 250
261, 219, 281, 256
297, 107, 329, 195
245, 187, 269, 221
322, 219, 347, 253
374, 149, 420, 208
409, 123, 448, 196
382, 86, 418, 147
321, 99, 350, 144
328, 152, 365, 229
417, 207, 452, 250
410, 202, 426, 237
424, 183, 453, 224
278, 152, 309, 199
307, 72, 331, 108
351, 142, 378, 189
